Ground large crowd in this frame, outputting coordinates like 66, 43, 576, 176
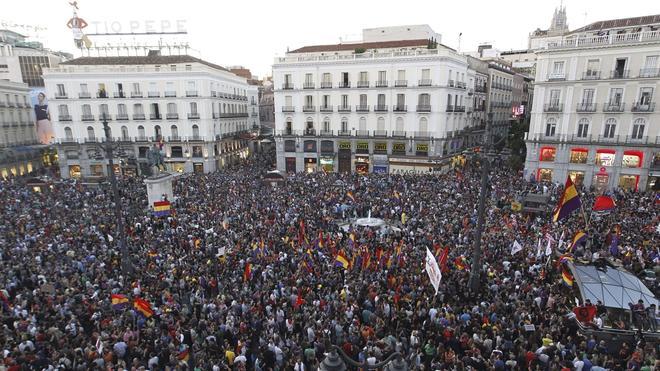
0, 150, 658, 370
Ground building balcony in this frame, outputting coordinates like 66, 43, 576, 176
85, 137, 100, 143
303, 82, 315, 89
624, 135, 650, 144
131, 92, 143, 98
116, 114, 129, 121
414, 131, 430, 139
375, 80, 388, 87
133, 114, 146, 120
282, 106, 295, 112
374, 130, 388, 137
374, 105, 388, 112
59, 115, 72, 121
581, 71, 601, 80
303, 129, 316, 136
547, 73, 566, 81
320, 82, 332, 89
454, 106, 465, 112
609, 69, 630, 79
475, 85, 487, 93
150, 114, 162, 120
97, 91, 108, 98
597, 134, 620, 143
357, 81, 369, 88
355, 105, 369, 112
631, 102, 655, 112
416, 105, 431, 112
167, 113, 179, 120
135, 136, 150, 142
448, 80, 455, 87
55, 93, 68, 99
164, 91, 177, 97
639, 67, 660, 78
394, 80, 407, 87
337, 130, 351, 136
576, 103, 597, 112
603, 102, 625, 112
338, 82, 351, 88
81, 114, 95, 121
320, 105, 333, 112
319, 130, 333, 136
282, 83, 294, 90
251, 112, 258, 117
113, 92, 126, 98
456, 81, 466, 89
186, 91, 198, 97
392, 131, 407, 138
543, 103, 563, 112
211, 91, 217, 97
418, 79, 432, 87
446, 105, 454, 112
79, 92, 91, 99
212, 113, 220, 119
356, 130, 371, 137
393, 105, 407, 112
0, 101, 5, 107
302, 105, 316, 112
168, 136, 182, 142
148, 91, 160, 98
338, 105, 351, 112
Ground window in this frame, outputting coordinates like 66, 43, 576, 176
137, 126, 145, 138
378, 70, 386, 82
395, 117, 404, 132
569, 171, 585, 187
80, 83, 88, 93
595, 150, 615, 166
132, 82, 141, 94
419, 117, 428, 132
608, 88, 623, 105
638, 87, 654, 106
631, 118, 645, 139
359, 94, 367, 106
170, 125, 178, 138
421, 68, 430, 80
397, 70, 405, 81
58, 104, 69, 116
167, 103, 177, 114
622, 151, 642, 168
322, 95, 330, 108
99, 104, 109, 118
285, 96, 292, 107
305, 95, 313, 107
377, 117, 385, 131
305, 73, 313, 84
64, 127, 73, 139
154, 125, 162, 138
118, 104, 127, 115
418, 93, 430, 106
134, 103, 144, 115
359, 71, 368, 82
642, 55, 658, 77
585, 59, 599, 77
322, 73, 331, 83
359, 117, 367, 131
192, 124, 200, 138
549, 89, 561, 106
577, 118, 589, 138
539, 147, 556, 162
341, 118, 348, 133
185, 64, 192, 71
545, 118, 557, 137
82, 104, 92, 116
285, 74, 292, 84
121, 126, 129, 139
377, 94, 385, 106
569, 149, 588, 164
323, 117, 330, 132
396, 94, 405, 107
190, 102, 198, 114
342, 72, 349, 84
170, 64, 176, 71
341, 95, 348, 107
56, 84, 66, 96
614, 58, 627, 77
86, 126, 95, 140
581, 89, 594, 104
603, 118, 616, 138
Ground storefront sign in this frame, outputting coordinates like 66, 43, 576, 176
392, 142, 406, 154
355, 156, 369, 163
303, 140, 317, 153
374, 142, 387, 153
320, 140, 334, 154
416, 144, 429, 156
339, 142, 351, 150
284, 140, 296, 152
373, 166, 388, 174
356, 142, 369, 153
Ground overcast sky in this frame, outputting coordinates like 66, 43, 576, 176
3, 0, 659, 77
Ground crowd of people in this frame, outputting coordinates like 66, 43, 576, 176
0, 149, 658, 370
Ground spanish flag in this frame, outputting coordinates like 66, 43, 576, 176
561, 266, 574, 287
243, 262, 252, 282
454, 256, 467, 271
552, 177, 581, 222
346, 191, 356, 203
133, 298, 154, 318
111, 294, 129, 311
335, 250, 350, 269
568, 231, 587, 253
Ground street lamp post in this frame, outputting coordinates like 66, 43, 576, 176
100, 113, 133, 277
468, 112, 493, 292
319, 344, 408, 371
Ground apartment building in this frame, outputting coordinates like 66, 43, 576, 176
43, 54, 254, 178
524, 15, 660, 191
273, 25, 474, 174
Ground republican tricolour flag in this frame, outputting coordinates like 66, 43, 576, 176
568, 231, 587, 253
153, 200, 172, 217
334, 250, 350, 269
552, 177, 581, 222
561, 266, 574, 287
133, 298, 154, 318
346, 191, 356, 203
243, 262, 252, 282
111, 294, 129, 311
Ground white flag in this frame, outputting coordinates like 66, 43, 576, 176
545, 237, 553, 256
557, 231, 565, 251
217, 247, 226, 257
96, 337, 103, 354
107, 234, 114, 242
511, 240, 523, 255
425, 247, 442, 295
536, 238, 543, 258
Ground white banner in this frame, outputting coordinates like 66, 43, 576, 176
511, 240, 523, 255
425, 247, 442, 295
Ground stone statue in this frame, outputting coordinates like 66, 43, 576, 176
147, 144, 166, 175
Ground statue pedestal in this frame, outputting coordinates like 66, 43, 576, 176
144, 172, 175, 206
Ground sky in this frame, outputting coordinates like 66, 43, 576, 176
3, 0, 660, 78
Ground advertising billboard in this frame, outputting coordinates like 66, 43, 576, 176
30, 88, 54, 144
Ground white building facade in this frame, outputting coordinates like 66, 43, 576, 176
0, 80, 40, 178
524, 19, 660, 191
43, 55, 253, 178
273, 26, 472, 174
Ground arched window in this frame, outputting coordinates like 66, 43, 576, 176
419, 117, 428, 133
285, 118, 293, 134
377, 117, 385, 131
577, 118, 589, 138
631, 118, 645, 139
323, 117, 330, 132
359, 117, 367, 131
121, 126, 129, 140
137, 125, 145, 139
395, 117, 404, 132
154, 125, 162, 138
64, 126, 73, 139
86, 126, 95, 140
603, 118, 616, 138
418, 93, 430, 106
305, 117, 314, 134
192, 124, 200, 138
545, 118, 557, 137
170, 125, 178, 139
341, 117, 348, 133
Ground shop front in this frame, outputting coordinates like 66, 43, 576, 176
568, 171, 585, 187
304, 157, 317, 173
592, 167, 610, 192
388, 157, 442, 175
355, 155, 370, 174
320, 141, 335, 172
338, 142, 351, 173
193, 162, 204, 174
537, 168, 553, 182
170, 162, 186, 173
415, 143, 429, 157
285, 157, 296, 173
648, 171, 660, 191
618, 174, 639, 190
372, 155, 388, 174
69, 165, 81, 179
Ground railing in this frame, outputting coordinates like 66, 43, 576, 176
543, 103, 563, 112
374, 105, 388, 112
356, 130, 370, 137
356, 105, 369, 112
454, 106, 466, 112
133, 114, 146, 120
576, 103, 597, 112
631, 102, 655, 112
0, 101, 5, 107
148, 91, 160, 98
338, 105, 351, 112
131, 92, 143, 98
319, 130, 333, 136
416, 105, 431, 112
59, 115, 72, 121
414, 131, 430, 139
357, 81, 369, 88
150, 114, 162, 120
610, 69, 630, 79
165, 91, 177, 97
189, 136, 204, 141
55, 93, 68, 99
303, 82, 315, 89
168, 136, 182, 142
186, 90, 198, 97
282, 106, 295, 112
338, 82, 351, 88
639, 67, 660, 78
320, 82, 332, 89
302, 105, 316, 112
320, 105, 333, 112
213, 113, 220, 119
338, 130, 351, 136
448, 80, 455, 87
547, 73, 566, 81
375, 80, 388, 87
392, 131, 407, 138
603, 102, 625, 112
166, 113, 179, 119
116, 114, 129, 120
79, 92, 91, 99
303, 129, 317, 136
456, 81, 466, 89
135, 136, 150, 142
97, 91, 108, 98
374, 130, 387, 137
282, 83, 294, 90
446, 105, 454, 112
547, 31, 660, 49
581, 71, 600, 80
475, 85, 487, 93
211, 91, 217, 97
113, 92, 125, 98
81, 114, 95, 121
393, 105, 407, 112
598, 134, 619, 142
418, 79, 432, 87
85, 137, 100, 143
394, 80, 407, 87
